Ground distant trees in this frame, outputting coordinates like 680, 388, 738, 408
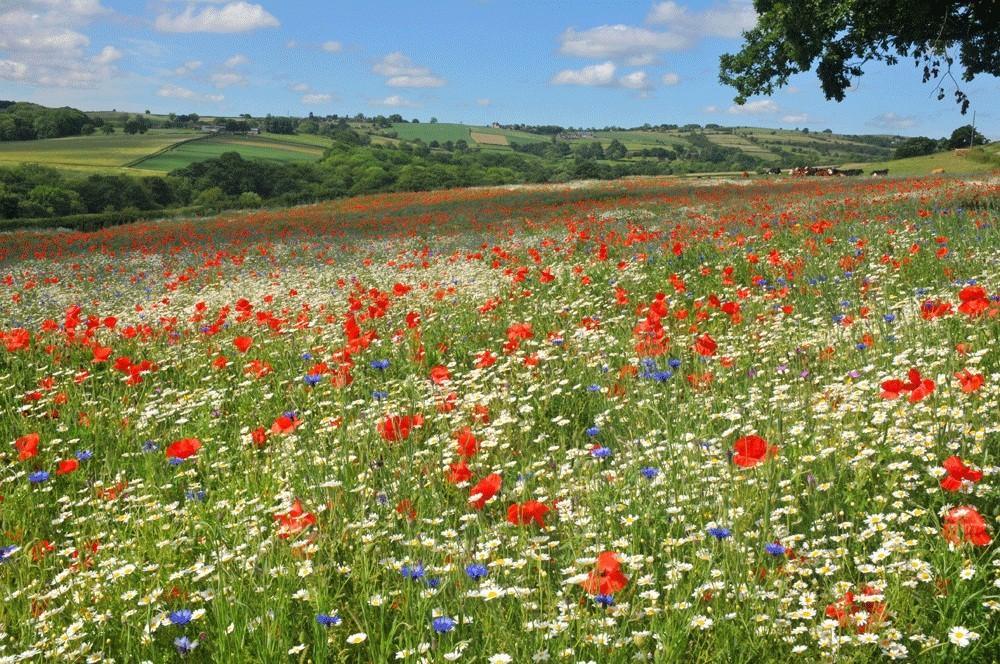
605, 139, 628, 160
124, 115, 152, 135
263, 115, 297, 134
949, 125, 989, 149
894, 136, 940, 159
0, 102, 100, 141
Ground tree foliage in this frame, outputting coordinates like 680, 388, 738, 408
720, 1, 1000, 113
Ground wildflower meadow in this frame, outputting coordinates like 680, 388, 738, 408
1, 176, 998, 663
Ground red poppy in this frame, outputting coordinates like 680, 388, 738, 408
56, 458, 79, 475
15, 433, 40, 461
233, 336, 253, 353
958, 286, 990, 316
942, 506, 992, 546
954, 369, 984, 394
880, 368, 934, 402
273, 498, 316, 539
91, 345, 113, 363
939, 456, 983, 492
447, 460, 472, 483
825, 585, 887, 633
469, 473, 501, 509
429, 365, 450, 384
270, 414, 301, 435
3, 328, 30, 352
476, 350, 497, 368
165, 437, 202, 460
693, 333, 717, 357
455, 427, 479, 458
507, 501, 550, 527
580, 551, 629, 595
251, 427, 268, 448
732, 435, 777, 468
377, 414, 424, 442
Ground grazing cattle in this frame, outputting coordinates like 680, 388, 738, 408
767, 167, 782, 175
931, 168, 945, 174
839, 168, 863, 176
871, 169, 889, 177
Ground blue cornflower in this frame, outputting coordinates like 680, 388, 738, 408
831, 313, 845, 323
185, 490, 206, 502
586, 384, 601, 392
28, 471, 49, 484
168, 457, 184, 466
303, 373, 322, 387
372, 390, 388, 400
765, 542, 786, 557
855, 343, 867, 351
316, 613, 342, 627
594, 594, 615, 608
640, 466, 659, 479
667, 358, 681, 369
585, 426, 600, 437
75, 450, 92, 461
465, 563, 488, 580
707, 527, 732, 540
883, 313, 896, 323
590, 446, 612, 459
0, 545, 18, 563
142, 440, 158, 453
301, 352, 313, 361
370, 359, 390, 370
174, 636, 198, 655
432, 616, 456, 633
426, 577, 441, 589
551, 338, 564, 346
401, 563, 425, 580
649, 370, 673, 382
169, 609, 193, 625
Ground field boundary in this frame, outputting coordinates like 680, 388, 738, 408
126, 134, 212, 169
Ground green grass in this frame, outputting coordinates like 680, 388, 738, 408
390, 122, 473, 143
842, 146, 1000, 176
134, 135, 327, 172
0, 130, 201, 175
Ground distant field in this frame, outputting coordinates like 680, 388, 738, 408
0, 130, 200, 174
842, 146, 1000, 176
134, 135, 327, 172
391, 122, 471, 143
470, 131, 508, 146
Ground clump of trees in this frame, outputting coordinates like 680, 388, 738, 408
0, 102, 102, 141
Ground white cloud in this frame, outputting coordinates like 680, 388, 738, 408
321, 40, 342, 53
476, 97, 491, 107
0, 59, 29, 81
157, 83, 224, 104
867, 112, 916, 130
556, 2, 756, 69
301, 93, 331, 105
647, 1, 756, 38
618, 70, 651, 90
224, 54, 248, 68
781, 113, 808, 124
0, 1, 122, 87
210, 72, 246, 88
375, 94, 417, 108
704, 105, 719, 113
91, 44, 121, 65
728, 99, 779, 114
374, 52, 445, 87
174, 60, 203, 75
552, 61, 617, 86
289, 82, 310, 93
157, 83, 197, 99
661, 72, 680, 85
155, 2, 279, 33
559, 25, 689, 62
551, 62, 651, 91
386, 75, 444, 88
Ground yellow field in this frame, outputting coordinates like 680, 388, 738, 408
470, 131, 509, 146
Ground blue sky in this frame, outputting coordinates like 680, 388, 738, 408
2, 0, 997, 138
